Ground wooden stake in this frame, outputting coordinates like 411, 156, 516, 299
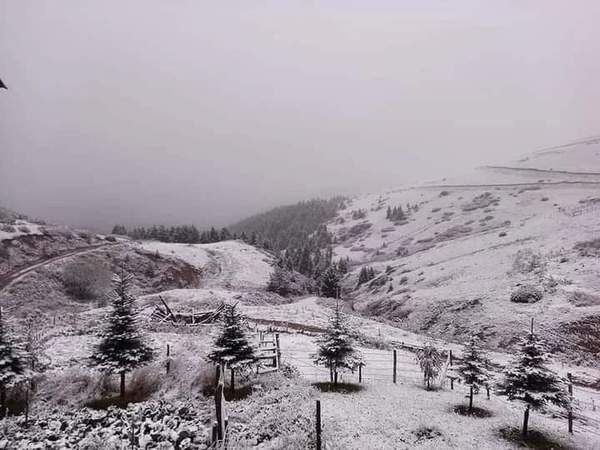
275, 333, 281, 370
449, 349, 453, 366
215, 365, 225, 441
393, 350, 397, 384
24, 386, 29, 427
568, 372, 573, 434
530, 317, 534, 334
358, 364, 362, 383
316, 400, 322, 450
166, 344, 171, 374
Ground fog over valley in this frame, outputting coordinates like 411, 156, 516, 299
2, 1, 599, 230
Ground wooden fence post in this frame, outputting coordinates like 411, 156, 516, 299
316, 400, 322, 450
393, 350, 397, 384
567, 372, 573, 434
24, 386, 29, 427
275, 333, 281, 370
449, 349, 453, 366
358, 364, 362, 384
215, 364, 226, 441
166, 344, 171, 374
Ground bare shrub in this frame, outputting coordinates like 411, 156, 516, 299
512, 249, 545, 274
227, 374, 316, 449
62, 260, 112, 301
0, 224, 16, 233
567, 290, 600, 307
510, 285, 543, 303
574, 238, 600, 257
36, 368, 102, 407
128, 366, 162, 401
462, 192, 499, 212
192, 362, 218, 396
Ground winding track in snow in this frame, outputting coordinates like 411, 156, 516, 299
0, 243, 116, 292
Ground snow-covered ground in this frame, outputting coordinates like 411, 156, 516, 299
137, 240, 273, 290
328, 138, 600, 356
0, 219, 44, 241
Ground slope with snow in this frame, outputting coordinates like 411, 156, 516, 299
329, 137, 600, 360
136, 239, 274, 290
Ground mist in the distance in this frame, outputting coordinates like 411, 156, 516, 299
1, 1, 599, 231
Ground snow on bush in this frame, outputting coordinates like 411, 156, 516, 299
510, 285, 543, 303
511, 249, 545, 275
574, 238, 600, 257
227, 373, 317, 449
2, 400, 212, 449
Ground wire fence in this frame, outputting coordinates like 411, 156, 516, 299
281, 341, 600, 439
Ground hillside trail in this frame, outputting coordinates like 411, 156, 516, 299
0, 242, 116, 292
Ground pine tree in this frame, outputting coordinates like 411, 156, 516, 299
456, 334, 490, 412
0, 308, 25, 418
91, 272, 154, 398
111, 224, 127, 235
416, 343, 443, 390
267, 265, 291, 296
496, 327, 569, 436
207, 304, 256, 393
313, 300, 362, 386
320, 266, 340, 298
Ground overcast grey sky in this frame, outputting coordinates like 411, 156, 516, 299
1, 1, 599, 231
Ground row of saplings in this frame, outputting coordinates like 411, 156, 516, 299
312, 301, 572, 440
0, 272, 573, 443
0, 271, 258, 420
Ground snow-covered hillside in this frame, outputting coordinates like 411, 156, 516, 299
136, 240, 274, 290
330, 137, 600, 360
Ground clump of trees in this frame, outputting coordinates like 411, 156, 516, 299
91, 272, 155, 398
230, 198, 347, 283
496, 327, 569, 436
207, 304, 256, 394
313, 301, 362, 386
351, 209, 366, 220
455, 334, 490, 412
386, 205, 406, 222
267, 264, 315, 297
320, 266, 341, 298
356, 266, 376, 287
111, 224, 127, 235
416, 343, 443, 390
113, 224, 241, 245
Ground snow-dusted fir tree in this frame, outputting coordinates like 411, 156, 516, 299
496, 328, 569, 436
416, 343, 443, 390
0, 307, 25, 418
91, 272, 154, 398
320, 266, 340, 298
313, 300, 362, 386
207, 304, 256, 393
456, 334, 490, 412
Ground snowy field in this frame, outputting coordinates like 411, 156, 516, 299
0, 220, 44, 241
137, 240, 273, 290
